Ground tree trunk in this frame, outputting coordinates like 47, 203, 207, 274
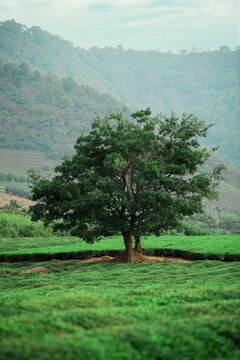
110, 232, 146, 263
134, 235, 143, 254
123, 233, 135, 263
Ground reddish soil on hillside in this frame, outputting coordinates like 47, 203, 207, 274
0, 190, 35, 208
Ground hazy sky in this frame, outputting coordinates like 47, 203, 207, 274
0, 0, 239, 51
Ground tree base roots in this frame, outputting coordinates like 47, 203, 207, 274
110, 250, 149, 263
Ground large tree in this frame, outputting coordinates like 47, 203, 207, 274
30, 109, 224, 262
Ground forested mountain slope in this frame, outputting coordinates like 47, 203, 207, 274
1, 61, 239, 188
0, 61, 125, 158
0, 20, 239, 166
0, 60, 239, 217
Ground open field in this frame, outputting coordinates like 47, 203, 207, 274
0, 235, 240, 262
1, 235, 239, 255
0, 259, 240, 360
1, 236, 240, 359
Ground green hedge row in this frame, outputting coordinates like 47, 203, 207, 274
1, 248, 240, 263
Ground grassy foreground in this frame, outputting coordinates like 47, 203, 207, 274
1, 234, 240, 255
0, 259, 240, 360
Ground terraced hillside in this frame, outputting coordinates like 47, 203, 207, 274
0, 149, 58, 176
204, 182, 240, 218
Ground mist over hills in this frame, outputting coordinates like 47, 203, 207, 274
0, 60, 239, 182
0, 20, 240, 218
0, 20, 239, 167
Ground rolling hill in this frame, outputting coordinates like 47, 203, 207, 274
0, 61, 125, 159
0, 20, 239, 218
0, 20, 239, 166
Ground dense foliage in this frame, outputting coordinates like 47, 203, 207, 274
0, 212, 53, 238
0, 173, 27, 182
1, 20, 239, 165
4, 185, 31, 199
0, 61, 125, 158
30, 109, 224, 262
185, 213, 240, 235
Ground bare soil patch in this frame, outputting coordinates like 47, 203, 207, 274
109, 254, 190, 264
35, 255, 190, 265
135, 255, 190, 263
20, 266, 52, 274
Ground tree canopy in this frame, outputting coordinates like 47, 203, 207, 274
30, 109, 224, 262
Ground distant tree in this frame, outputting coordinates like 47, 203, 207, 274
6, 173, 14, 181
18, 175, 27, 183
30, 109, 224, 262
5, 184, 31, 199
219, 46, 231, 52
219, 214, 240, 234
62, 77, 78, 94
27, 168, 41, 185
185, 213, 217, 229
18, 62, 31, 77
180, 49, 188, 55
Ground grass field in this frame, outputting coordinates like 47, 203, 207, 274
1, 235, 239, 255
0, 258, 240, 360
1, 235, 240, 359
